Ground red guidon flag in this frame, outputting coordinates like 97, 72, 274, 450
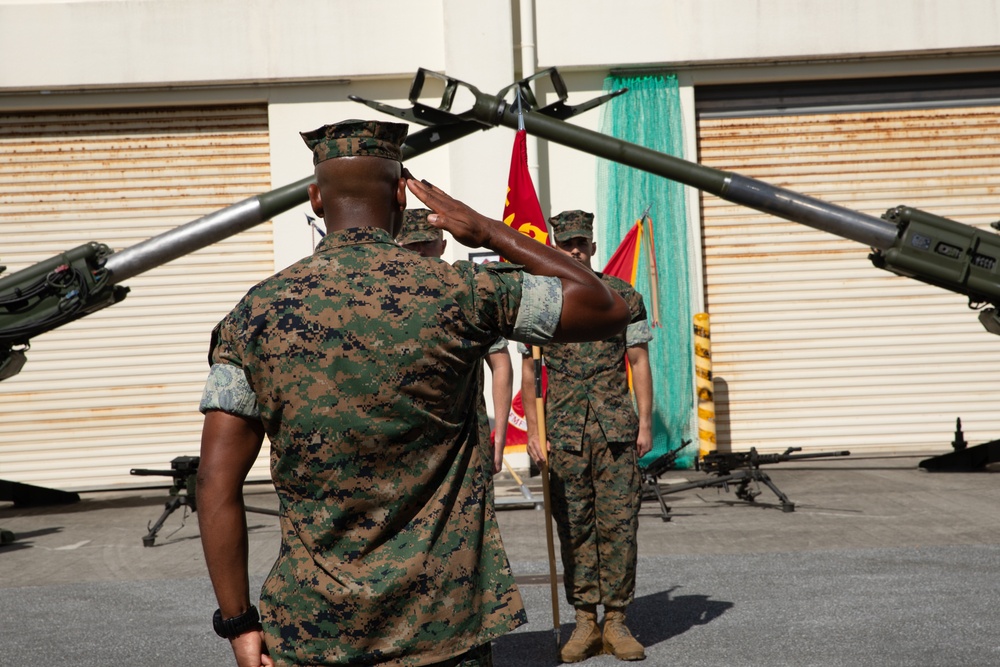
502, 129, 551, 249
494, 129, 551, 451
601, 215, 663, 390
602, 221, 642, 286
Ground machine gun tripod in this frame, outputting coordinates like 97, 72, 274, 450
130, 455, 277, 547
639, 440, 690, 521
658, 446, 851, 514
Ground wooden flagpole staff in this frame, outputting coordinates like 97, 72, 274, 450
531, 344, 561, 648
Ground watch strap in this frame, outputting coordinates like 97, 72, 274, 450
213, 605, 261, 639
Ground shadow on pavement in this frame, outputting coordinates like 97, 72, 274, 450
492, 587, 733, 665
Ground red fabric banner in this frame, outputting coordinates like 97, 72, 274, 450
495, 129, 551, 451
502, 129, 551, 247
602, 222, 642, 286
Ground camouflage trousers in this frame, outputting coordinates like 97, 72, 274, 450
549, 414, 640, 610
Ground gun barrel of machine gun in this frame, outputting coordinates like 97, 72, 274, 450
129, 468, 185, 477
700, 447, 851, 473
641, 440, 691, 478
752, 447, 852, 466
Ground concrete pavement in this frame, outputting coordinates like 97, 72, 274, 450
2, 454, 999, 666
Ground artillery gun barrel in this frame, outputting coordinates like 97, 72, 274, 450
104, 176, 313, 283
484, 101, 900, 251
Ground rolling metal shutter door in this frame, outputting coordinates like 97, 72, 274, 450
0, 106, 273, 490
698, 102, 1000, 455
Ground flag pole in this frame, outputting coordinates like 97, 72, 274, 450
641, 205, 662, 327
532, 344, 561, 648
517, 85, 561, 648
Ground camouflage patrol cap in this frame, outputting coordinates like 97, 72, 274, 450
549, 210, 594, 242
300, 119, 408, 165
398, 208, 442, 245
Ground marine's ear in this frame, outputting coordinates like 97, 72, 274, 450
308, 182, 325, 218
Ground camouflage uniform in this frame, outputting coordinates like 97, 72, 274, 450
398, 210, 508, 480
521, 211, 652, 611
397, 208, 441, 245
200, 120, 566, 666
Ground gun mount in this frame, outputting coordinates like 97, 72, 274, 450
653, 446, 851, 514
130, 456, 278, 547
353, 68, 1000, 337
639, 440, 691, 522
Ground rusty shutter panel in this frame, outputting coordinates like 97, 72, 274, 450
0, 106, 273, 489
698, 102, 1000, 455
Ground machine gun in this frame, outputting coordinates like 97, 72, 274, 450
129, 455, 278, 547
653, 446, 851, 514
129, 455, 201, 547
639, 440, 691, 522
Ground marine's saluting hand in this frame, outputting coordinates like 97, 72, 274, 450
405, 176, 498, 249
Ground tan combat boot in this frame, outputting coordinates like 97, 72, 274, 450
559, 606, 603, 663
602, 608, 645, 661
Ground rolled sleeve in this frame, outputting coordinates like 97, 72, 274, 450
626, 319, 653, 347
488, 337, 509, 355
199, 363, 260, 419
512, 274, 562, 346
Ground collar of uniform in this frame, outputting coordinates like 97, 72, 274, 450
314, 226, 396, 252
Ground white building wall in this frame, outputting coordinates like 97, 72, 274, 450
534, 0, 1000, 68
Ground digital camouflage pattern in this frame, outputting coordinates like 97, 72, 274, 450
528, 273, 649, 609
549, 210, 594, 242
300, 119, 408, 165
208, 227, 531, 665
550, 423, 640, 609
539, 274, 648, 452
398, 208, 442, 245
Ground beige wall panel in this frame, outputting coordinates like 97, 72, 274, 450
0, 105, 274, 489
700, 104, 1000, 455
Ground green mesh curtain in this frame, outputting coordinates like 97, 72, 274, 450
596, 73, 696, 469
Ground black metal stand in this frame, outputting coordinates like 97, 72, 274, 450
0, 478, 80, 507
131, 456, 201, 547
639, 441, 690, 522
919, 418, 1000, 472
131, 455, 278, 547
659, 468, 797, 514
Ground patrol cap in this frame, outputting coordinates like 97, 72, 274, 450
300, 119, 408, 165
549, 210, 594, 242
398, 208, 442, 245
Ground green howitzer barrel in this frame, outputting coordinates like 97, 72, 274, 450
0, 176, 315, 381
354, 68, 1000, 336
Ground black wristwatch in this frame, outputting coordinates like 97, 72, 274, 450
212, 605, 261, 639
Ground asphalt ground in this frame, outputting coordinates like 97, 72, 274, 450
2, 454, 999, 666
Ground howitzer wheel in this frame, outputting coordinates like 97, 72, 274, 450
0, 528, 14, 545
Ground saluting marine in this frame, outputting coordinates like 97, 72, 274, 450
196, 121, 630, 667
